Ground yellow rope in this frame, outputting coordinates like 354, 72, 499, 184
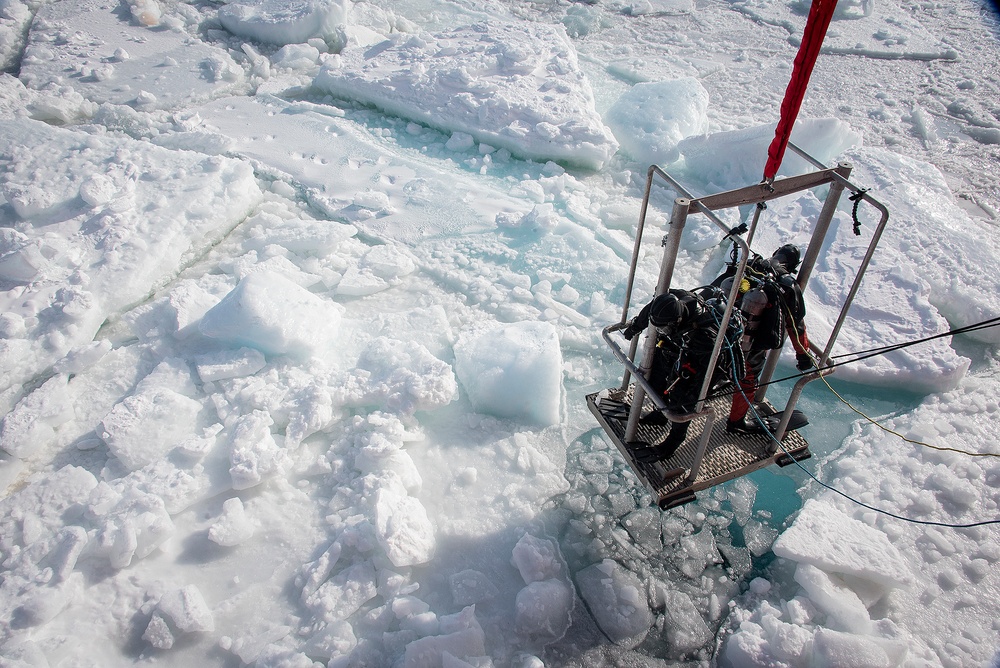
783, 302, 1000, 459
816, 372, 1000, 458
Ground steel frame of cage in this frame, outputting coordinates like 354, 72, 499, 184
602, 142, 890, 487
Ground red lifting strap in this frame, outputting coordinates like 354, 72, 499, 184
762, 0, 838, 181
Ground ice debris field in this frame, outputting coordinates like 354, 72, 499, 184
1, 0, 999, 666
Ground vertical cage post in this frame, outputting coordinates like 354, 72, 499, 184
619, 167, 661, 391
756, 162, 852, 402
623, 197, 690, 444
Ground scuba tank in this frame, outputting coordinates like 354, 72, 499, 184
739, 287, 769, 353
718, 247, 788, 352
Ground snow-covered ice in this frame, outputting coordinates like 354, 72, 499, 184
1, 0, 999, 665
199, 270, 344, 360
721, 368, 1000, 666
0, 117, 260, 412
21, 0, 247, 112
195, 94, 529, 243
314, 20, 620, 170
219, 0, 350, 47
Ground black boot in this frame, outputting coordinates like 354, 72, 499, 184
726, 416, 766, 435
640, 410, 669, 426
635, 428, 685, 463
634, 441, 680, 463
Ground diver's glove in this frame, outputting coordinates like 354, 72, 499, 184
622, 320, 641, 340
796, 352, 815, 371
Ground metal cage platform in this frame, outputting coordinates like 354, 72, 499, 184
587, 386, 811, 509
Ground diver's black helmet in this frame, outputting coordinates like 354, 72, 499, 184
649, 293, 685, 328
771, 244, 801, 273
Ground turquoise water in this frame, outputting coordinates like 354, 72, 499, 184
713, 369, 928, 585
739, 369, 928, 527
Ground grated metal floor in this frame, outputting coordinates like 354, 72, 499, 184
586, 386, 811, 509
